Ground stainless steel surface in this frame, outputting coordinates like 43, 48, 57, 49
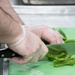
8, 0, 75, 27
8, 0, 24, 5
23, 0, 75, 4
13, 5, 75, 27
3, 59, 9, 75
9, 0, 75, 5
9, 0, 75, 27
0, 59, 9, 75
13, 6, 75, 15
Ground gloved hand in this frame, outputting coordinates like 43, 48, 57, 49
26, 26, 63, 44
8, 28, 48, 64
8, 25, 63, 64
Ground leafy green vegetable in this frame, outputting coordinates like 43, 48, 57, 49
65, 40, 75, 43
52, 28, 67, 41
45, 28, 75, 67
57, 28, 67, 41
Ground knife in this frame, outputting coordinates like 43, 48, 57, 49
0, 42, 75, 58
0, 48, 22, 58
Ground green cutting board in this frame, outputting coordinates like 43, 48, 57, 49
9, 28, 75, 75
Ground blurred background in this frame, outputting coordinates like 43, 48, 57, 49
8, 0, 75, 27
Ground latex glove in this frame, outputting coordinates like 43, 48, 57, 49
26, 26, 63, 44
8, 29, 48, 64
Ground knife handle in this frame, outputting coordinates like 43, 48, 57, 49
0, 48, 22, 58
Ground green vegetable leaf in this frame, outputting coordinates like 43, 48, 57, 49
58, 28, 67, 41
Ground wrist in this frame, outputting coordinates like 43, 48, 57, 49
7, 25, 26, 47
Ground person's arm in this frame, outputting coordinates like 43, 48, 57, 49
0, 0, 24, 25
0, 7, 22, 44
0, 5, 48, 64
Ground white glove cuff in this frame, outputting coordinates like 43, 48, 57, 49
8, 25, 26, 47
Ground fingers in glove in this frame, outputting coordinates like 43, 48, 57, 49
54, 30, 64, 44
39, 41, 48, 60
42, 28, 63, 44
29, 41, 48, 62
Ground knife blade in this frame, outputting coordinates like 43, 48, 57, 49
47, 42, 75, 55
